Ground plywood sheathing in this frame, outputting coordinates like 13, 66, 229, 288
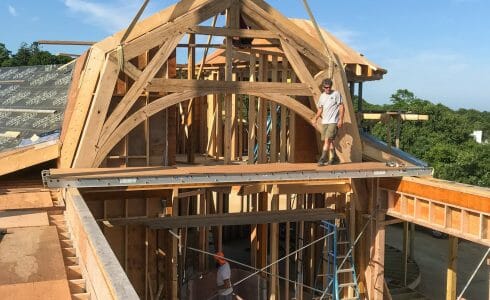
0, 211, 49, 228
0, 226, 71, 299
0, 191, 53, 211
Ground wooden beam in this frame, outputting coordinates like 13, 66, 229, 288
0, 141, 59, 176
94, 89, 316, 167
237, 184, 270, 196
270, 55, 279, 163
98, 34, 184, 148
270, 192, 279, 299
274, 182, 351, 195
240, 0, 328, 69
60, 51, 89, 144
147, 79, 312, 96
331, 53, 363, 163
380, 177, 490, 213
187, 26, 278, 39
224, 3, 238, 164
60, 46, 105, 168
187, 33, 196, 163
280, 39, 321, 105
74, 53, 120, 167
37, 40, 95, 45
96, 0, 210, 52
362, 113, 429, 121
94, 90, 200, 167
248, 51, 257, 164
121, 61, 143, 81
116, 0, 232, 59
103, 208, 344, 228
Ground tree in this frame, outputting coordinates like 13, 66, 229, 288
0, 42, 72, 67
362, 89, 490, 187
0, 43, 11, 65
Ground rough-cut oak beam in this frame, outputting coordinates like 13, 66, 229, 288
96, 0, 211, 52
74, 54, 120, 167
122, 61, 143, 81
280, 39, 321, 106
93, 91, 316, 167
240, 0, 328, 69
98, 34, 183, 146
187, 26, 279, 39
331, 53, 363, 163
60, 46, 105, 168
147, 79, 312, 95
103, 208, 344, 228
116, 0, 233, 59
94, 90, 199, 167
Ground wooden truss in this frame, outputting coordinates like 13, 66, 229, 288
60, 0, 367, 169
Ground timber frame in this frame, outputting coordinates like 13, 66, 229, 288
41, 0, 488, 300
60, 0, 373, 170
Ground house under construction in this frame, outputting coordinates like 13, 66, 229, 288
0, 0, 489, 299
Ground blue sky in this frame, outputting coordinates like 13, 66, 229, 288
1, 0, 489, 111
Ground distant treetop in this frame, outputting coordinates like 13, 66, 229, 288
0, 42, 73, 67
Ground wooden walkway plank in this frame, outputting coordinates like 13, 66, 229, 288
0, 192, 53, 211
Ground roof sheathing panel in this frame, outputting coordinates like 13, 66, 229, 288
0, 64, 73, 152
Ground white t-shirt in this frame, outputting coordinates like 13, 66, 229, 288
217, 262, 233, 295
317, 90, 342, 124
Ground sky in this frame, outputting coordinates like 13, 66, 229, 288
1, 0, 489, 111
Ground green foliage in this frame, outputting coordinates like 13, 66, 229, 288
0, 42, 72, 67
362, 89, 490, 187
0, 43, 11, 65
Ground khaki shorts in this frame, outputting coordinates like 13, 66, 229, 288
320, 123, 338, 141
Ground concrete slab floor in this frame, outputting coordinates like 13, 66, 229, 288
386, 225, 489, 300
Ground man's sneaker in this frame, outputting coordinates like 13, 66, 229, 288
317, 159, 325, 166
327, 160, 335, 165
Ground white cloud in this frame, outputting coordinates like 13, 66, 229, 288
63, 0, 142, 33
8, 5, 18, 17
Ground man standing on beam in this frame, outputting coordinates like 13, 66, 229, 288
312, 78, 344, 166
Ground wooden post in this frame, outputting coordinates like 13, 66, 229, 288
248, 51, 257, 164
258, 54, 268, 163
217, 70, 223, 159
402, 222, 409, 286
295, 194, 304, 300
218, 191, 223, 251
250, 193, 258, 267
348, 192, 356, 298
446, 236, 458, 300
187, 33, 196, 163
270, 189, 279, 299
409, 223, 415, 259
288, 73, 297, 162
224, 5, 238, 164
358, 82, 363, 113
199, 191, 208, 272
279, 60, 289, 162
270, 56, 278, 163
395, 115, 401, 148
285, 194, 291, 300
170, 188, 179, 300
258, 192, 268, 272
372, 179, 385, 300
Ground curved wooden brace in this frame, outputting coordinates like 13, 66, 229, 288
92, 91, 317, 167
